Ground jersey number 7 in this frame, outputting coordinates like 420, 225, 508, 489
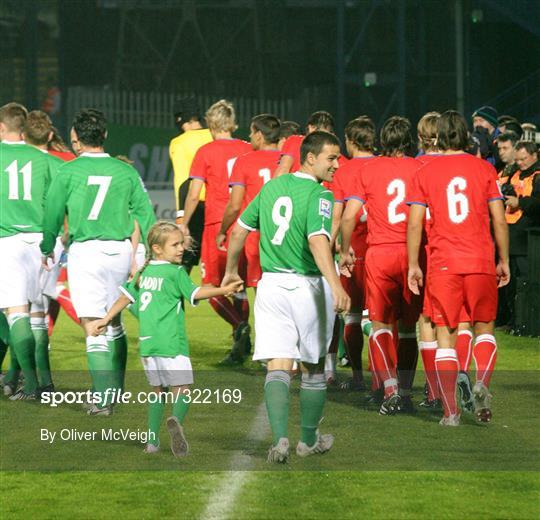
87, 176, 112, 220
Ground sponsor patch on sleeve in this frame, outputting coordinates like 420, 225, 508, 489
319, 198, 331, 218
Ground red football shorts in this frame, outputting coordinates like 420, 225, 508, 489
365, 244, 422, 325
340, 259, 365, 310
429, 273, 497, 328
423, 246, 471, 323
244, 231, 262, 288
200, 222, 246, 286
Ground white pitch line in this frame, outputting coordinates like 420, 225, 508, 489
201, 401, 269, 520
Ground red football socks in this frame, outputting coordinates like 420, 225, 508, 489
456, 329, 473, 372
473, 334, 497, 387
435, 348, 459, 416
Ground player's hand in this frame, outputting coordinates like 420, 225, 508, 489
41, 254, 54, 272
87, 319, 108, 337
221, 272, 242, 288
504, 195, 519, 210
332, 284, 351, 314
338, 251, 354, 278
216, 232, 227, 252
222, 279, 244, 296
179, 224, 193, 250
496, 261, 510, 288
408, 265, 424, 295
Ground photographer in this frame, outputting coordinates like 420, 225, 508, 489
472, 105, 501, 169
497, 131, 519, 179
500, 141, 540, 330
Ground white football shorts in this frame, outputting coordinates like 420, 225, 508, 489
141, 354, 194, 387
68, 239, 132, 318
253, 272, 336, 364
0, 233, 43, 309
40, 237, 65, 299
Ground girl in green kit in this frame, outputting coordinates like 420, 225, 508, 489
89, 221, 242, 456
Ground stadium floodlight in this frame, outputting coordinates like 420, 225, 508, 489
363, 72, 377, 87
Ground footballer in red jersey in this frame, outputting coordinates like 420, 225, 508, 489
407, 110, 509, 425
275, 111, 335, 176
330, 117, 376, 390
340, 116, 421, 414
217, 114, 282, 288
181, 100, 251, 363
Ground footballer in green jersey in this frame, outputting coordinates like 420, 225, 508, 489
0, 102, 54, 399
88, 221, 242, 455
39, 109, 157, 414
223, 131, 350, 463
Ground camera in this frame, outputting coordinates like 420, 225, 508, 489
522, 129, 540, 145
500, 182, 516, 197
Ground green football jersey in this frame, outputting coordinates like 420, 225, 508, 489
43, 150, 64, 180
238, 172, 334, 275
0, 141, 52, 237
121, 261, 199, 357
41, 152, 156, 255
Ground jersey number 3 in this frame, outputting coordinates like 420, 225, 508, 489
87, 176, 112, 220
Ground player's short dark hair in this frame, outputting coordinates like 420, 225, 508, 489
0, 102, 28, 132
173, 97, 201, 131
300, 130, 340, 164
497, 131, 519, 146
251, 114, 281, 144
72, 108, 107, 147
307, 111, 334, 133
515, 140, 538, 155
279, 120, 301, 140
437, 110, 469, 151
345, 116, 376, 152
24, 110, 53, 146
380, 116, 412, 156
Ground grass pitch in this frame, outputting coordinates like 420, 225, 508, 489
1, 267, 539, 518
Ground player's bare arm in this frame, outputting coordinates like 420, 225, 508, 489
196, 280, 244, 299
309, 234, 351, 314
274, 154, 294, 176
407, 203, 426, 295
87, 293, 132, 336
330, 201, 343, 249
488, 199, 510, 287
339, 198, 362, 273
222, 222, 250, 286
129, 220, 142, 280
216, 185, 245, 251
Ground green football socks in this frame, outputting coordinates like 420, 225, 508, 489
31, 317, 52, 387
264, 370, 291, 445
300, 372, 327, 447
8, 314, 38, 394
148, 394, 165, 447
172, 391, 191, 425
86, 335, 114, 407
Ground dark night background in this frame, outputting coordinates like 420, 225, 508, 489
1, 0, 539, 134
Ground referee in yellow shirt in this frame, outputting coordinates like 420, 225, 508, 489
170, 97, 213, 271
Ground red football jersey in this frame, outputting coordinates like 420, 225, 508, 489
279, 134, 304, 173
347, 156, 420, 246
408, 153, 503, 275
189, 138, 251, 225
49, 150, 76, 161
332, 157, 375, 258
415, 153, 441, 237
229, 149, 282, 207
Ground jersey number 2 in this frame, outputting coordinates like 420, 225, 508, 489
5, 160, 32, 201
87, 176, 112, 220
271, 196, 293, 245
387, 179, 406, 224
